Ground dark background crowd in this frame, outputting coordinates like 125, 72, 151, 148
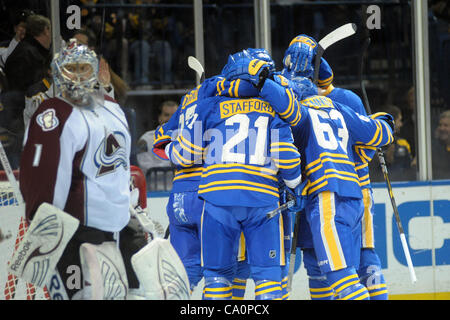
0, 0, 449, 190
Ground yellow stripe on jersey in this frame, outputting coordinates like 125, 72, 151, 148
355, 162, 368, 171
179, 134, 204, 152
173, 172, 202, 181
202, 168, 279, 182
237, 232, 246, 261
305, 152, 351, 171
199, 179, 279, 192
198, 185, 279, 198
362, 188, 375, 248
204, 163, 278, 175
365, 120, 381, 146
273, 160, 301, 170
216, 78, 226, 96
320, 192, 346, 270
172, 148, 192, 167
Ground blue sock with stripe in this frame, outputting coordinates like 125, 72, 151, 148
231, 278, 247, 300
281, 276, 290, 300
308, 276, 335, 300
203, 277, 232, 300
327, 267, 370, 300
254, 280, 282, 300
359, 269, 388, 300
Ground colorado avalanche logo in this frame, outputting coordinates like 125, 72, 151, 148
94, 131, 128, 177
36, 108, 59, 131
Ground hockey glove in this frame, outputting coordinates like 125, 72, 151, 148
152, 125, 173, 160
286, 180, 308, 213
283, 35, 318, 78
370, 112, 396, 133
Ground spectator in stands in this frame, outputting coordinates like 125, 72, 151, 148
400, 86, 417, 158
126, 8, 152, 88
4, 14, 52, 93
136, 100, 177, 190
1, 14, 51, 169
73, 27, 130, 105
432, 110, 450, 179
383, 105, 415, 181
147, 1, 174, 89
0, 10, 34, 69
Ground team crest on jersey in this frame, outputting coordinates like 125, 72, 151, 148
94, 131, 128, 177
36, 108, 59, 131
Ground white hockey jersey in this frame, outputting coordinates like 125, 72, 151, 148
20, 93, 131, 232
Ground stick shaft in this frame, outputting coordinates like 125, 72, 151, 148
287, 212, 301, 292
359, 37, 416, 283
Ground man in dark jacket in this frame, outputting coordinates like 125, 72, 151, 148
4, 14, 52, 92
1, 14, 51, 169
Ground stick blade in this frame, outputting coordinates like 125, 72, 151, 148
318, 23, 357, 50
187, 56, 204, 81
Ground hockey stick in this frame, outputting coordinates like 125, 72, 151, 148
359, 37, 416, 283
313, 23, 357, 85
0, 141, 24, 207
266, 200, 295, 219
287, 211, 301, 293
188, 56, 205, 83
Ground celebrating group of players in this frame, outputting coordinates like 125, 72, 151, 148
152, 34, 394, 300
13, 29, 395, 300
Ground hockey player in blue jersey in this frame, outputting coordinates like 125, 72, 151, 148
163, 52, 303, 300
222, 52, 394, 300
152, 75, 261, 294
283, 34, 389, 300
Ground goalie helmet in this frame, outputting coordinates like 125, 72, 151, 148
51, 39, 99, 105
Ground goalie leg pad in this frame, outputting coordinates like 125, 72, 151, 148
79, 241, 129, 300
131, 238, 190, 300
7, 202, 79, 288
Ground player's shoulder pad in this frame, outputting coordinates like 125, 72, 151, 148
31, 97, 75, 132
300, 95, 334, 109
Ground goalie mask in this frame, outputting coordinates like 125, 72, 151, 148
51, 39, 99, 105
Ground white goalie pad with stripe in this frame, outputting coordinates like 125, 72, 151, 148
79, 242, 128, 300
131, 238, 190, 300
7, 202, 79, 288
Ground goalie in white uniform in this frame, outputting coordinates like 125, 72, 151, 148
16, 40, 189, 299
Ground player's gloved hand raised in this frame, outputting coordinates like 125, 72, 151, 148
283, 35, 318, 78
221, 50, 273, 90
370, 112, 395, 134
286, 180, 308, 213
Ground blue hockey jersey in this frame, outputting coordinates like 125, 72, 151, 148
324, 85, 375, 189
165, 93, 301, 207
258, 78, 394, 199
153, 76, 260, 193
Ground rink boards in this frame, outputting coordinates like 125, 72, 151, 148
0, 180, 449, 300
147, 180, 450, 300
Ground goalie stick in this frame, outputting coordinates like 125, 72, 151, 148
313, 23, 357, 85
359, 37, 416, 283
